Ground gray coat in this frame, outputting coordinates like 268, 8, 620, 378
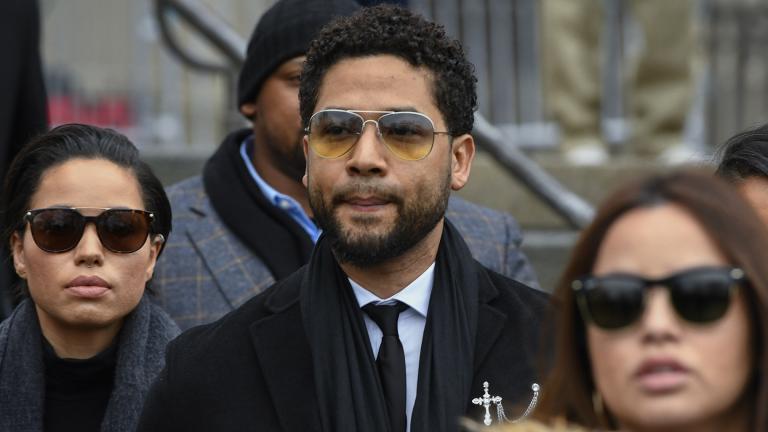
0, 296, 180, 432
154, 175, 539, 330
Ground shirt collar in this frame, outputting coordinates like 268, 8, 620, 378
349, 262, 435, 318
239, 136, 295, 208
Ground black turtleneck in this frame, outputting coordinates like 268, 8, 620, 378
42, 336, 118, 432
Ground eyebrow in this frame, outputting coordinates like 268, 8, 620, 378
324, 106, 421, 113
38, 205, 136, 210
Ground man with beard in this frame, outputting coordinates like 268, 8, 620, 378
153, 0, 539, 331
138, 6, 548, 432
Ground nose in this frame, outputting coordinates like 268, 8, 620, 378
74, 223, 104, 268
345, 120, 388, 177
639, 288, 681, 343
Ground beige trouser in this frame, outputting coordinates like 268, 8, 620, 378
542, 0, 694, 157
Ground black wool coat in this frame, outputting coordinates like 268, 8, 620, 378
138, 265, 550, 431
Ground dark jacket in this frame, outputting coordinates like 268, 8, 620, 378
0, 0, 48, 320
138, 264, 548, 431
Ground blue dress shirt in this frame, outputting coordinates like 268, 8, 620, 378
239, 137, 320, 242
350, 263, 435, 432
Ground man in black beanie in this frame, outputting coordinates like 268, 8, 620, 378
152, 0, 540, 330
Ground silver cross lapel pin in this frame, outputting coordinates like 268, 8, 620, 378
472, 381, 502, 426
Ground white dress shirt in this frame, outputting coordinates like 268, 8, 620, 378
349, 263, 435, 432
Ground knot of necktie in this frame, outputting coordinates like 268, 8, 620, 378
363, 301, 408, 337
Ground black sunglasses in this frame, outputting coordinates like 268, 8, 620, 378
572, 266, 746, 330
23, 207, 156, 254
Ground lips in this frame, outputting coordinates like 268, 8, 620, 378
634, 357, 690, 393
65, 275, 111, 298
346, 196, 389, 206
337, 193, 394, 213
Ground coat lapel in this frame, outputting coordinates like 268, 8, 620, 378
185, 200, 276, 309
248, 280, 320, 432
474, 275, 506, 371
469, 272, 543, 421
474, 303, 507, 374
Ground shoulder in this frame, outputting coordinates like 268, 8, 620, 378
138, 274, 303, 430
447, 195, 515, 223
447, 196, 522, 239
485, 268, 549, 317
0, 300, 38, 371
447, 196, 539, 285
163, 175, 231, 240
0, 306, 16, 365
154, 291, 272, 406
166, 176, 209, 213
161, 272, 300, 370
0, 299, 34, 345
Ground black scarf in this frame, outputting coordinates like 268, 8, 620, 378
202, 129, 314, 279
0, 297, 180, 431
301, 220, 481, 431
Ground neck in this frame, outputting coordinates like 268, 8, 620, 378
35, 305, 122, 359
341, 220, 443, 299
251, 135, 312, 216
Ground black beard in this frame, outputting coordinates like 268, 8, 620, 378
309, 175, 451, 267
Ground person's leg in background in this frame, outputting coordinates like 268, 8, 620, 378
542, 0, 607, 164
630, 0, 694, 159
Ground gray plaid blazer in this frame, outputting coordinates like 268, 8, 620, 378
153, 175, 538, 330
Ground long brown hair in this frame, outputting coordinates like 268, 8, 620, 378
535, 169, 768, 430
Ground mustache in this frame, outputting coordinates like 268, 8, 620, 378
331, 183, 404, 206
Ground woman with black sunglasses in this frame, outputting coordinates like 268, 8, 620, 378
531, 169, 768, 432
0, 124, 179, 431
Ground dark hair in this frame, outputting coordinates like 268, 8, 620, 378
2, 123, 172, 263
299, 5, 477, 136
535, 170, 768, 430
716, 123, 768, 182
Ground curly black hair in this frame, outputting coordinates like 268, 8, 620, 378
299, 5, 477, 136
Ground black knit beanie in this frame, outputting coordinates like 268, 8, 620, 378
237, 0, 361, 109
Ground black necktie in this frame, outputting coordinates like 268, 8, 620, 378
363, 302, 408, 432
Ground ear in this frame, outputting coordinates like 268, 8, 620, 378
143, 235, 165, 282
240, 103, 257, 120
10, 232, 27, 279
302, 134, 310, 188
449, 133, 475, 191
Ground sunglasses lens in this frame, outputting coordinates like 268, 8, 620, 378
98, 210, 151, 253
309, 110, 362, 158
670, 269, 735, 323
582, 277, 644, 329
28, 209, 84, 252
378, 113, 435, 160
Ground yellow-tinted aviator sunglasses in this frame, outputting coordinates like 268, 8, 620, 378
305, 109, 451, 161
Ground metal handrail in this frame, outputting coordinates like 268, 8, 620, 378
154, 0, 595, 228
473, 115, 595, 228
154, 0, 245, 72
